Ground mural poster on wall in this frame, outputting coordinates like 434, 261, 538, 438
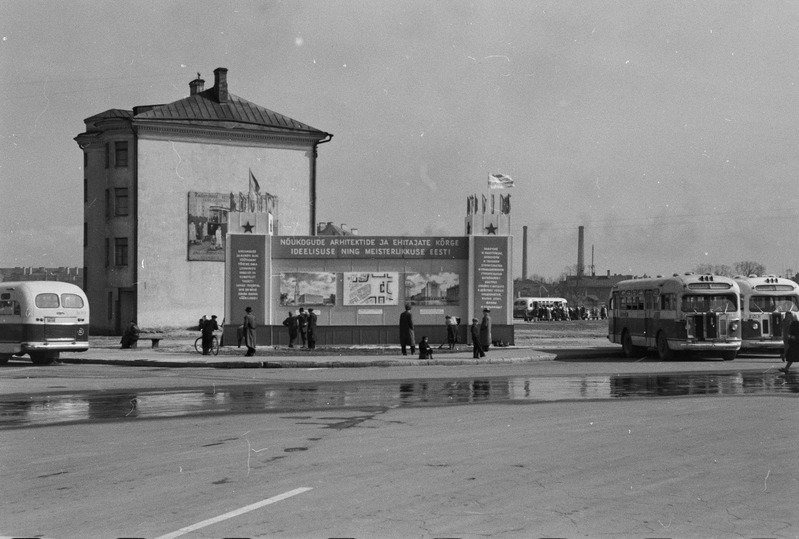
343, 273, 398, 305
404, 272, 460, 306
280, 273, 337, 306
188, 190, 278, 261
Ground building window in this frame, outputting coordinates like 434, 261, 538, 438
108, 291, 113, 320
83, 266, 88, 291
105, 238, 109, 267
105, 189, 110, 219
84, 177, 88, 203
83, 222, 88, 247
105, 143, 110, 169
114, 188, 129, 216
115, 141, 128, 168
83, 152, 88, 169
114, 237, 129, 266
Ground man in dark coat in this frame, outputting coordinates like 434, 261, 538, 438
282, 311, 299, 348
120, 319, 140, 349
399, 303, 416, 355
470, 318, 485, 358
480, 308, 492, 352
307, 308, 318, 349
243, 307, 257, 356
297, 307, 308, 348
780, 312, 799, 373
201, 315, 219, 355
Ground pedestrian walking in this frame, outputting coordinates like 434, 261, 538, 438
780, 311, 799, 373
307, 308, 318, 349
282, 311, 299, 348
399, 303, 416, 355
201, 314, 219, 355
781, 310, 796, 362
444, 315, 458, 350
297, 307, 308, 348
480, 308, 492, 352
418, 336, 433, 360
243, 306, 257, 356
470, 318, 485, 358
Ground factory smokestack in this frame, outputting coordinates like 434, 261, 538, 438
577, 226, 585, 278
522, 226, 528, 281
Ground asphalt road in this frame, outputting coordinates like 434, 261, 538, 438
1, 321, 797, 538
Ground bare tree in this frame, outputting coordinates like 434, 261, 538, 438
733, 261, 766, 277
694, 264, 733, 277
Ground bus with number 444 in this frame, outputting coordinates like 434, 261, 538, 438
733, 274, 799, 353
608, 273, 741, 360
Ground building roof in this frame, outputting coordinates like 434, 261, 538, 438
135, 90, 325, 135
79, 68, 331, 140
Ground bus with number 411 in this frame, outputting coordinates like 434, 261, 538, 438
733, 274, 799, 353
608, 273, 741, 361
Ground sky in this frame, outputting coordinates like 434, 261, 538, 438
2, 0, 799, 280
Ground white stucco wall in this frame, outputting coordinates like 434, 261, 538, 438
136, 139, 312, 328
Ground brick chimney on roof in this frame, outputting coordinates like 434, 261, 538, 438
213, 67, 228, 103
189, 73, 205, 95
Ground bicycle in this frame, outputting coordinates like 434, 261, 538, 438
194, 334, 220, 355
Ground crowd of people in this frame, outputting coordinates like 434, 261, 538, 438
524, 305, 607, 322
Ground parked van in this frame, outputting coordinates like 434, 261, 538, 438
0, 281, 89, 365
513, 297, 568, 321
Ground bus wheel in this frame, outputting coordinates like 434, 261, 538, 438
721, 350, 737, 361
622, 331, 639, 358
30, 352, 59, 366
656, 332, 674, 361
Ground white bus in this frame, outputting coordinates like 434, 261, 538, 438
608, 273, 741, 360
513, 297, 568, 321
734, 275, 799, 353
0, 281, 89, 365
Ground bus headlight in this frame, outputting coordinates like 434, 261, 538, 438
751, 322, 759, 330
730, 322, 739, 332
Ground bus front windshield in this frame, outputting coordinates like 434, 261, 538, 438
749, 295, 799, 313
681, 294, 737, 313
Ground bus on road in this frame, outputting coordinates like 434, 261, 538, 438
734, 275, 799, 353
608, 273, 741, 360
0, 281, 89, 365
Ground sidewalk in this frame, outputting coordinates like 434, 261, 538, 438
57, 336, 614, 368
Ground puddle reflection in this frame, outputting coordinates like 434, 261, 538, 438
1, 370, 796, 428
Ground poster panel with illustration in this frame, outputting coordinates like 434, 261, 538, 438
343, 273, 398, 305
404, 272, 460, 306
188, 189, 277, 261
188, 192, 232, 261
280, 272, 337, 306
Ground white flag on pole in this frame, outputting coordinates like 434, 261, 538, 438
488, 173, 514, 189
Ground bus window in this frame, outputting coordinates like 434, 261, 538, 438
749, 295, 798, 313
660, 293, 675, 311
0, 300, 20, 315
35, 293, 60, 308
682, 294, 737, 313
61, 293, 85, 309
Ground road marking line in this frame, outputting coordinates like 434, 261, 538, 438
154, 487, 312, 539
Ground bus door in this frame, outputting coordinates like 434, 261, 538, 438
686, 312, 701, 340
644, 290, 655, 346
608, 294, 618, 337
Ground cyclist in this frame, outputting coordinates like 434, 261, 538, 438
201, 315, 219, 355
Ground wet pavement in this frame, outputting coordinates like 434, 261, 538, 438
2, 369, 796, 429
